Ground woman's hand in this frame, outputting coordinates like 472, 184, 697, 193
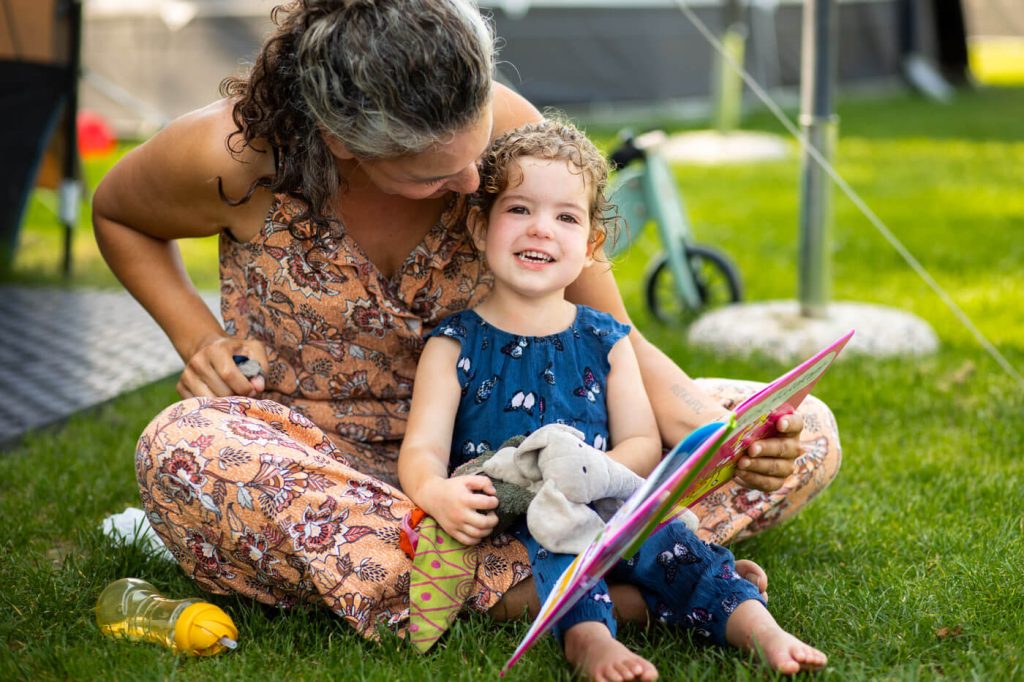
734, 413, 804, 492
419, 475, 499, 546
178, 334, 268, 399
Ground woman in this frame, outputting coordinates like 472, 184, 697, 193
94, 0, 840, 637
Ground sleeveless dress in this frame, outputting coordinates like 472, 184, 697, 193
427, 306, 631, 469
135, 192, 844, 638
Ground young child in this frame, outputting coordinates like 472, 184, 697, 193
398, 120, 827, 680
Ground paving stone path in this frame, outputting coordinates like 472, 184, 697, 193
0, 286, 219, 446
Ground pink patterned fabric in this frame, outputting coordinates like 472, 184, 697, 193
135, 194, 843, 637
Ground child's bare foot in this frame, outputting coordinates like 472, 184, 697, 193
725, 600, 827, 675
750, 621, 828, 675
734, 559, 768, 600
563, 621, 659, 682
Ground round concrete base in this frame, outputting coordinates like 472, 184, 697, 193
661, 130, 790, 164
688, 300, 939, 361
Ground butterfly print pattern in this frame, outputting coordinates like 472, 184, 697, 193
505, 390, 544, 417
475, 375, 499, 404
501, 336, 529, 359
540, 362, 556, 385
656, 542, 702, 584
434, 308, 626, 472
573, 367, 602, 403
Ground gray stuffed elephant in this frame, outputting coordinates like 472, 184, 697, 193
480, 424, 643, 554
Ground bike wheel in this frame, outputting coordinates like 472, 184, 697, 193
644, 243, 743, 324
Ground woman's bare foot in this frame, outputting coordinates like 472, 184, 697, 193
725, 600, 827, 675
734, 559, 769, 600
563, 621, 659, 682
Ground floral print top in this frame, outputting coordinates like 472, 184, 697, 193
219, 193, 493, 484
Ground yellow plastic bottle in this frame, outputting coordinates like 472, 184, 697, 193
95, 578, 238, 656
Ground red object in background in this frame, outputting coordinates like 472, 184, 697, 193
77, 109, 116, 157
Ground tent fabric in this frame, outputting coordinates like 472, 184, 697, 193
79, 1, 950, 134
0, 60, 68, 265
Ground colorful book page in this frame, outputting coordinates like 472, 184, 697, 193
651, 328, 855, 538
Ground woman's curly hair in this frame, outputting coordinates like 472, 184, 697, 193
474, 119, 619, 255
219, 0, 494, 244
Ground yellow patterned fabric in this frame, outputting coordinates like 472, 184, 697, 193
408, 517, 477, 652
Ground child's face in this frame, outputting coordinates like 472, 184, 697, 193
477, 156, 594, 298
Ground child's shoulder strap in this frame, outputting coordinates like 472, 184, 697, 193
574, 305, 631, 349
425, 310, 477, 346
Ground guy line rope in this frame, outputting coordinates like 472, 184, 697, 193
671, 0, 1024, 390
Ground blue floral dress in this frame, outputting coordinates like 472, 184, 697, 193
428, 305, 628, 471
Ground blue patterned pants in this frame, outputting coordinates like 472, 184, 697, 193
515, 518, 766, 645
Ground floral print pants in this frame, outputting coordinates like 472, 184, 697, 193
135, 378, 841, 637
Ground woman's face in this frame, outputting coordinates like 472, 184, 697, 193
332, 106, 495, 201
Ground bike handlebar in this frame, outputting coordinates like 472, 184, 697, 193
609, 133, 646, 169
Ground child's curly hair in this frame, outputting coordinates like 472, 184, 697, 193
474, 119, 618, 253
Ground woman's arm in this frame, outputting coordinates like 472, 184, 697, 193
603, 337, 662, 477
93, 99, 273, 398
398, 337, 499, 545
567, 264, 804, 491
568, 266, 728, 443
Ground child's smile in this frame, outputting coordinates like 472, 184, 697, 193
516, 249, 556, 266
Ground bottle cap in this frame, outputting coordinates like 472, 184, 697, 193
173, 602, 239, 656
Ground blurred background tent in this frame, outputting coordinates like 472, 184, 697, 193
73, 0, 978, 135
1, 0, 1015, 270
0, 0, 81, 271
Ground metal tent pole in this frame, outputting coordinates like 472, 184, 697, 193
59, 0, 83, 279
713, 0, 747, 134
797, 0, 837, 318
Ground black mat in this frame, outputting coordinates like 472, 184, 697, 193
0, 286, 219, 446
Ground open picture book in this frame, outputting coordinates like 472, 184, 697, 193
501, 329, 855, 675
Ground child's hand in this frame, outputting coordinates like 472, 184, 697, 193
420, 475, 499, 546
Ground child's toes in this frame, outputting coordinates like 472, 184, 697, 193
777, 657, 801, 675
615, 658, 655, 682
597, 662, 625, 682
789, 644, 827, 671
802, 646, 828, 668
639, 659, 659, 680
764, 647, 800, 675
614, 659, 639, 680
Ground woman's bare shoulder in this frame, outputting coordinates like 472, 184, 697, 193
94, 99, 275, 240
192, 99, 276, 198
492, 83, 542, 137
152, 99, 275, 202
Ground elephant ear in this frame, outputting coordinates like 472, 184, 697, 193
534, 429, 613, 503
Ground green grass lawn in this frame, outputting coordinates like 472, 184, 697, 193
2, 86, 1023, 680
